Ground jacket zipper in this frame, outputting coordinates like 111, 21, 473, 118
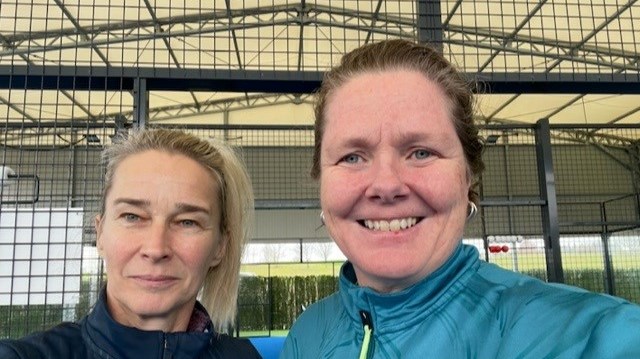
162, 336, 172, 359
359, 310, 374, 359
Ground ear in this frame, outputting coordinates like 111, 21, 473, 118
94, 215, 104, 257
209, 231, 228, 268
465, 165, 474, 186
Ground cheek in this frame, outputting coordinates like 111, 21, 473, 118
319, 172, 364, 211
100, 238, 129, 269
417, 167, 469, 207
180, 238, 219, 270
97, 226, 140, 269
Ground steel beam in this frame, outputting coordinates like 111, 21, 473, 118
1, 4, 413, 58
417, 0, 443, 50
534, 118, 564, 283
3, 65, 640, 94
133, 78, 148, 128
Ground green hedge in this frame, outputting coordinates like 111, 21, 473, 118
0, 305, 64, 339
238, 275, 338, 331
521, 268, 640, 302
2, 269, 638, 338
609, 269, 640, 303
237, 269, 640, 331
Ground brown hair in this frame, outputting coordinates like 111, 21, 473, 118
311, 39, 484, 204
99, 128, 254, 331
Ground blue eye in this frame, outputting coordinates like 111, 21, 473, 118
413, 149, 431, 160
341, 154, 361, 164
124, 213, 140, 222
180, 219, 196, 227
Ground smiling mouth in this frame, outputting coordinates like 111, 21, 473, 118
359, 217, 421, 232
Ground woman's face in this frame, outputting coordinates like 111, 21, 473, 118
320, 69, 471, 293
96, 150, 225, 331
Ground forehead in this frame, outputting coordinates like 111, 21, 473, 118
323, 69, 457, 140
114, 149, 207, 173
107, 150, 219, 202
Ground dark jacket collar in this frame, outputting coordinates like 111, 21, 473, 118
81, 289, 216, 358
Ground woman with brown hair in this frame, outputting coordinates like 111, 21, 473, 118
281, 39, 640, 358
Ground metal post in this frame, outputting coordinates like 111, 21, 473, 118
268, 264, 273, 335
299, 238, 304, 263
503, 134, 516, 238
512, 242, 519, 272
70, 132, 79, 208
133, 78, 148, 128
223, 108, 230, 141
630, 143, 640, 220
416, 0, 443, 52
534, 118, 564, 283
600, 203, 616, 295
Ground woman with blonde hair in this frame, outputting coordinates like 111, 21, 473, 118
1, 129, 261, 359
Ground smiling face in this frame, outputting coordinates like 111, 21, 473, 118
95, 150, 225, 332
320, 69, 471, 293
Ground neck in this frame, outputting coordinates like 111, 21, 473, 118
105, 292, 195, 332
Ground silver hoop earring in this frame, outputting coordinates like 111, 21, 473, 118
466, 202, 478, 221
320, 211, 325, 225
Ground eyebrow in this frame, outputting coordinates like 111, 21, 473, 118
397, 131, 431, 143
396, 129, 456, 146
174, 202, 211, 216
112, 198, 211, 215
112, 198, 150, 208
338, 137, 372, 150
337, 131, 440, 149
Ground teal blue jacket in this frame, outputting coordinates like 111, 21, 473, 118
281, 244, 640, 358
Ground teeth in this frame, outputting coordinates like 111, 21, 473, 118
364, 217, 418, 232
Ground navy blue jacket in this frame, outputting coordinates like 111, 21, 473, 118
0, 291, 261, 359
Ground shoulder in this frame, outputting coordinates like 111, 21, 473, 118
498, 289, 640, 357
475, 260, 628, 308
579, 302, 640, 358
0, 322, 84, 359
474, 262, 640, 357
281, 293, 344, 359
210, 334, 262, 359
290, 292, 342, 334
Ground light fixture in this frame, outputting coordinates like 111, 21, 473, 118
85, 134, 100, 143
0, 165, 16, 188
485, 134, 500, 145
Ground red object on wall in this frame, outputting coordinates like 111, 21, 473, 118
488, 245, 510, 253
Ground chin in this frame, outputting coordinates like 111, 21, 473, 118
131, 302, 172, 316
358, 261, 425, 286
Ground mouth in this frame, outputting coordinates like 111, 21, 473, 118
131, 275, 179, 288
134, 275, 177, 281
358, 217, 422, 232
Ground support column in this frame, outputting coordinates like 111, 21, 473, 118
416, 0, 443, 52
535, 118, 564, 283
133, 78, 148, 128
600, 204, 616, 295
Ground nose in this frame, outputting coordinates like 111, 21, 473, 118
365, 158, 409, 203
140, 222, 172, 262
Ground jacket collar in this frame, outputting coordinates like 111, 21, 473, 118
338, 243, 480, 335
81, 289, 215, 358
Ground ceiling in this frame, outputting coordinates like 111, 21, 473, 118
1, 0, 639, 137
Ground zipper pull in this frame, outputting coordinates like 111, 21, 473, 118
359, 310, 374, 359
163, 336, 173, 359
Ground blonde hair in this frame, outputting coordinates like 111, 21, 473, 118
100, 128, 254, 331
